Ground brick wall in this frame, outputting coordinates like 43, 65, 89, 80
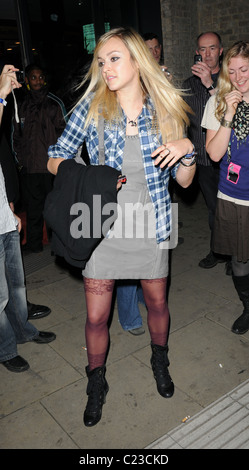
160, 0, 249, 84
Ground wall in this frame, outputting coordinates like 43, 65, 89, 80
160, 0, 249, 84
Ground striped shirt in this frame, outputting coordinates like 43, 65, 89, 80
183, 73, 219, 166
48, 95, 180, 243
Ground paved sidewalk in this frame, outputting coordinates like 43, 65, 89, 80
147, 379, 249, 449
1, 191, 249, 449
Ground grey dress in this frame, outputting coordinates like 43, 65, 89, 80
82, 135, 169, 279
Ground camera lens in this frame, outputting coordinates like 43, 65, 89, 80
16, 71, 24, 83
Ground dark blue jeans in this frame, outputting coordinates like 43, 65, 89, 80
116, 281, 145, 331
0, 229, 38, 362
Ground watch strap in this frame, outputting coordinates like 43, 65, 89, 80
207, 84, 215, 91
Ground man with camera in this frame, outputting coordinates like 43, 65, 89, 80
183, 32, 228, 270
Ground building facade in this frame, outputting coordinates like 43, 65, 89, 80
160, 0, 249, 83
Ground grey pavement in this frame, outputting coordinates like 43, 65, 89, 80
1, 191, 249, 450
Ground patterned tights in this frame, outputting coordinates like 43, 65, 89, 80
84, 277, 170, 370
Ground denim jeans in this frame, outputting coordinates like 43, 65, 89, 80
0, 229, 38, 362
116, 281, 145, 331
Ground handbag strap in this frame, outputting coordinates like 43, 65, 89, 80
98, 115, 105, 165
75, 116, 105, 166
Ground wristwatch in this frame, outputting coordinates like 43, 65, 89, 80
206, 83, 215, 91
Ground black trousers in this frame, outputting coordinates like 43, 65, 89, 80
197, 164, 219, 236
20, 173, 54, 251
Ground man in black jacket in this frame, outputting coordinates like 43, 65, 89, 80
12, 64, 67, 253
183, 32, 227, 270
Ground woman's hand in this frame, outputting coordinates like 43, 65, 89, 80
151, 138, 194, 169
116, 175, 127, 191
224, 90, 243, 120
9, 203, 22, 232
161, 65, 172, 81
205, 91, 243, 163
15, 214, 22, 233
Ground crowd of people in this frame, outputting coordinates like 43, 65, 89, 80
1, 25, 249, 430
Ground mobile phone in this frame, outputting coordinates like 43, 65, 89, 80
16, 71, 25, 83
117, 175, 127, 184
194, 54, 202, 64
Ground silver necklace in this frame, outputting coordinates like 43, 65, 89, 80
126, 111, 141, 127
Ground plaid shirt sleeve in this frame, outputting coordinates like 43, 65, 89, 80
48, 96, 95, 160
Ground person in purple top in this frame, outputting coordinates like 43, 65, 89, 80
202, 40, 249, 335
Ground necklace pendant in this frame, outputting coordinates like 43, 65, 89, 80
128, 120, 137, 127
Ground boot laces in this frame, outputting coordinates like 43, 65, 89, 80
86, 373, 106, 412
151, 349, 171, 385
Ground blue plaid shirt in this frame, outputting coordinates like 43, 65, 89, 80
48, 94, 180, 243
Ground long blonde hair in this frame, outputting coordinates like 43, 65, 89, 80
215, 41, 249, 121
76, 27, 191, 143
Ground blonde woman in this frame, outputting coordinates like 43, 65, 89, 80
202, 41, 249, 336
48, 27, 195, 427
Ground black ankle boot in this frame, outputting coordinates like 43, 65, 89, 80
150, 343, 174, 398
232, 275, 249, 335
83, 365, 109, 427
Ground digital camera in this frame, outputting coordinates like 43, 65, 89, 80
16, 71, 25, 83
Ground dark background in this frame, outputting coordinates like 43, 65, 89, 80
0, 0, 163, 104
